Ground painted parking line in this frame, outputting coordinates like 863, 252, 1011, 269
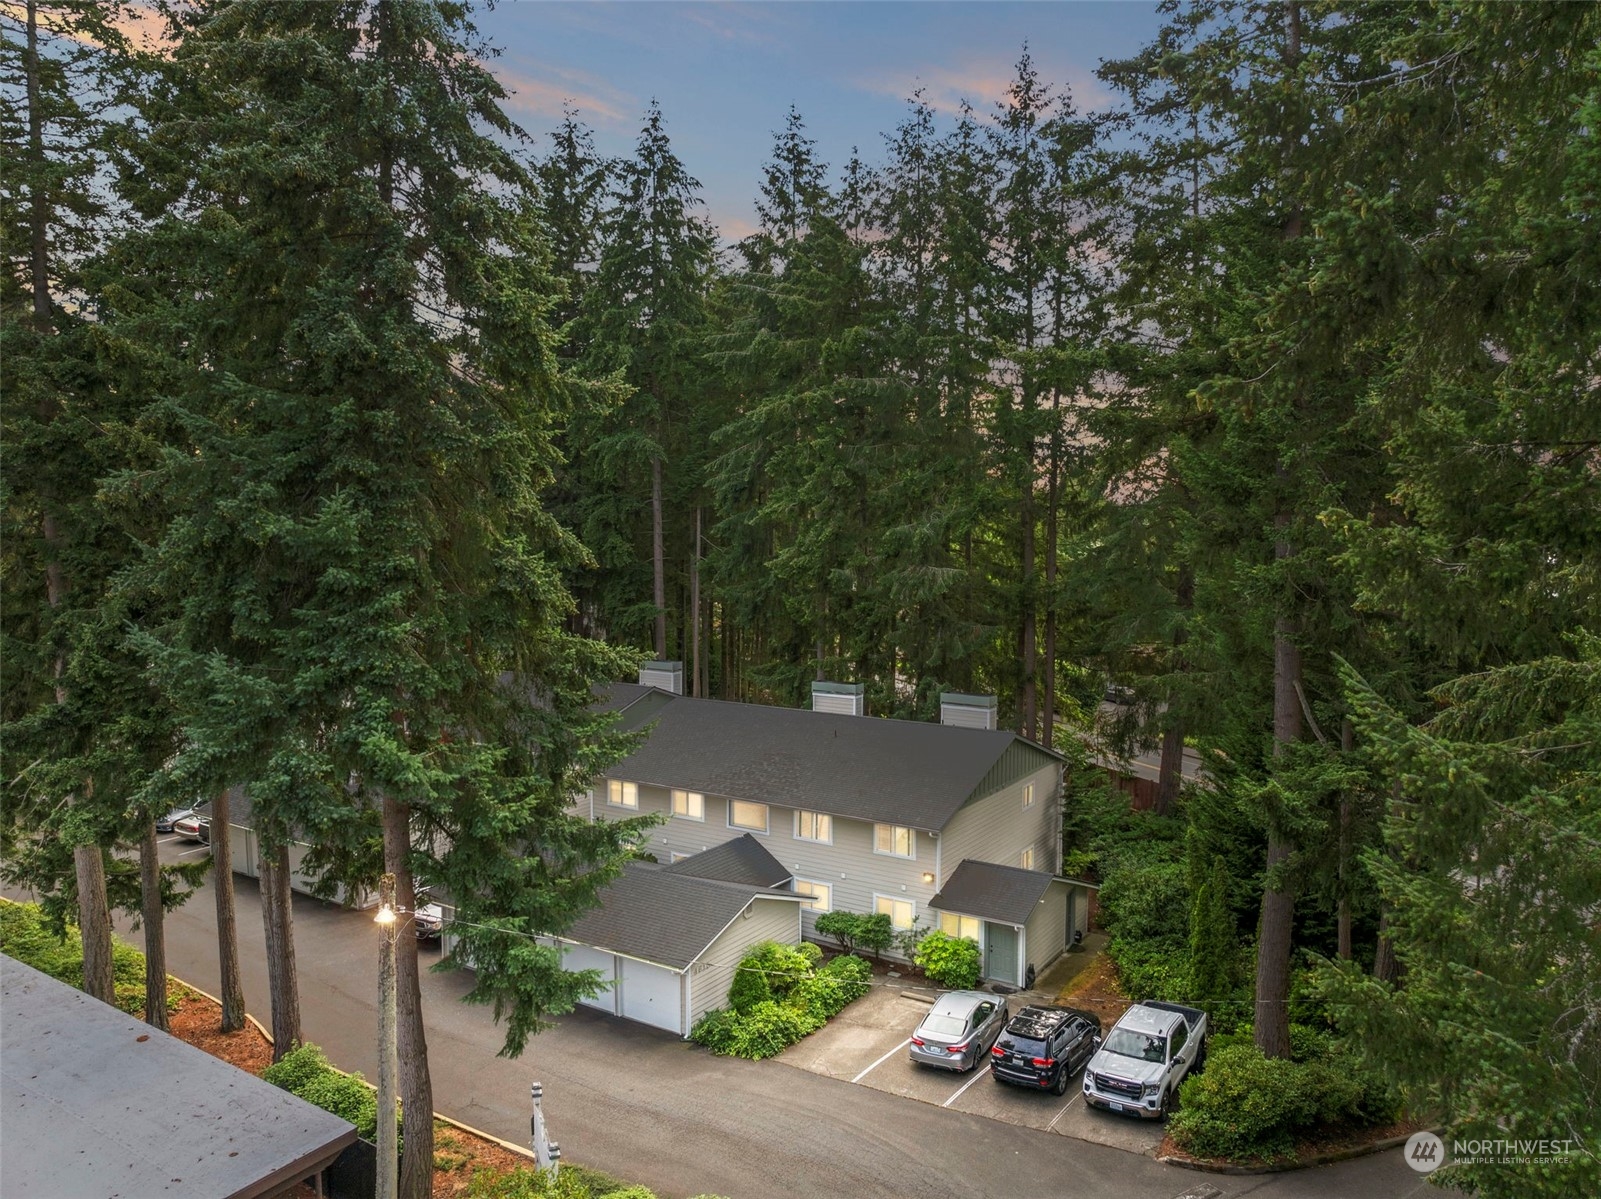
156, 836, 182, 845
173, 846, 211, 858
941, 1065, 992, 1108
851, 1038, 911, 1084
1046, 1091, 1081, 1131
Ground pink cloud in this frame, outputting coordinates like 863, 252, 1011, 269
859, 56, 1114, 117
491, 60, 635, 127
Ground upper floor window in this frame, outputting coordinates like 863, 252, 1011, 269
1022, 782, 1036, 808
671, 789, 704, 821
729, 799, 769, 833
794, 810, 832, 843
873, 824, 915, 859
1020, 846, 1035, 871
607, 780, 638, 809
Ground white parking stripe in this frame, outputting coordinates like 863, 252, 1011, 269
852, 1038, 912, 1084
941, 1065, 992, 1108
1046, 1091, 1081, 1131
157, 837, 181, 845
174, 847, 211, 858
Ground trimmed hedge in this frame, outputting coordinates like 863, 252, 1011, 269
691, 948, 870, 1060
0, 899, 159, 1015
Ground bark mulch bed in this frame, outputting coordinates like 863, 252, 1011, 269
1055, 949, 1133, 1027
159, 990, 542, 1198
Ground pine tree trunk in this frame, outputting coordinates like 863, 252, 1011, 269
212, 788, 246, 1032
690, 508, 702, 696
1042, 395, 1062, 751
1019, 488, 1037, 742
383, 795, 434, 1199
1373, 909, 1398, 984
1256, 606, 1301, 1060
1154, 720, 1185, 818
652, 455, 666, 659
29, 0, 115, 1009
139, 822, 169, 1030
75, 844, 115, 1005
259, 843, 302, 1061
1337, 719, 1354, 961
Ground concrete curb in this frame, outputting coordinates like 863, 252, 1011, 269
172, 975, 538, 1165
1157, 1131, 1414, 1174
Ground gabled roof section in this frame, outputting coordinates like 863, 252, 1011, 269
563, 863, 803, 971
929, 859, 1063, 927
664, 834, 792, 888
598, 692, 1061, 831
595, 682, 677, 729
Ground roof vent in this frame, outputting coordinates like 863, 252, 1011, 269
811, 680, 866, 716
639, 660, 684, 695
940, 692, 997, 730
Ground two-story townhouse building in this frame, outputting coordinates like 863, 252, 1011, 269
580, 670, 1093, 989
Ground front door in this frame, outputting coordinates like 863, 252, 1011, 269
984, 922, 1019, 986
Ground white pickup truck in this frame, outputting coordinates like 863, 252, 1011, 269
1081, 999, 1207, 1119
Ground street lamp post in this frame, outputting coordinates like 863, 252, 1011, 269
375, 873, 399, 1199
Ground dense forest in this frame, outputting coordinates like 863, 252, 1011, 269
2, 2, 1596, 1197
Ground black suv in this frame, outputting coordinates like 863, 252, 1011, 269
990, 1005, 1102, 1095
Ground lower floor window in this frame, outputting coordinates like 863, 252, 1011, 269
1020, 846, 1035, 871
794, 879, 831, 912
875, 895, 915, 930
940, 912, 982, 942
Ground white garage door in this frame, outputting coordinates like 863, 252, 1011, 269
620, 957, 682, 1033
564, 945, 617, 1014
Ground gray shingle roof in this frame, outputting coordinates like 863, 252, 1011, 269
663, 834, 792, 888
564, 863, 803, 970
929, 859, 1060, 926
600, 691, 1059, 830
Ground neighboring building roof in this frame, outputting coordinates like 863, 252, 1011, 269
564, 863, 804, 971
664, 834, 792, 888
0, 955, 357, 1199
597, 689, 1062, 831
929, 859, 1065, 927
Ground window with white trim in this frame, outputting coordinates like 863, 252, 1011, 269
940, 912, 982, 941
794, 810, 832, 843
671, 789, 704, 820
875, 894, 915, 930
1020, 846, 1035, 871
729, 799, 769, 833
607, 779, 638, 809
873, 824, 915, 859
793, 879, 831, 912
1022, 781, 1035, 808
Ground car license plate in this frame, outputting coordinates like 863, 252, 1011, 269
1107, 1101, 1123, 1112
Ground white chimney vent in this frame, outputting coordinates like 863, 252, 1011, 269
940, 692, 997, 729
639, 660, 684, 695
811, 680, 866, 716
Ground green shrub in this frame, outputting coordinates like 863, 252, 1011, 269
854, 912, 894, 957
688, 1008, 742, 1054
0, 900, 151, 1014
816, 952, 871, 992
913, 930, 981, 990
814, 911, 894, 958
726, 1000, 817, 1059
262, 1043, 396, 1145
1169, 1039, 1396, 1162
795, 941, 823, 967
461, 1165, 651, 1199
725, 962, 771, 1014
1105, 935, 1190, 1001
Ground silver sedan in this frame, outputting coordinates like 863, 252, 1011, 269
909, 991, 1008, 1071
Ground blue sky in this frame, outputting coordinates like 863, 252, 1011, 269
475, 2, 1164, 239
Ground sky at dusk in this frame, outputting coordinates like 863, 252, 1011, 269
474, 2, 1165, 240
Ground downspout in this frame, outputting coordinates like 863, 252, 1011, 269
934, 830, 943, 887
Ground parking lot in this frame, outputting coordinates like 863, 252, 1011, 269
777, 982, 1167, 1156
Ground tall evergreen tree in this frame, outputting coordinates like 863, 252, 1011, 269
102, 4, 649, 1195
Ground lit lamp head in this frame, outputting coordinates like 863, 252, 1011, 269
375, 903, 397, 926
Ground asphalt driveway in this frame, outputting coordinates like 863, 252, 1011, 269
779, 982, 1165, 1155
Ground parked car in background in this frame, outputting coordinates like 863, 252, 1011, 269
909, 991, 1007, 1072
413, 893, 444, 940
172, 806, 210, 842
156, 804, 201, 834
990, 1005, 1102, 1095
1082, 1000, 1207, 1119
